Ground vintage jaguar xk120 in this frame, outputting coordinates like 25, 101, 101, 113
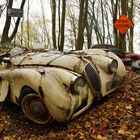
0, 47, 126, 124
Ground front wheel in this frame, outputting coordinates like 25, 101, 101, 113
21, 94, 52, 124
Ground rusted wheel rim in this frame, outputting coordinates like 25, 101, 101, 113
21, 94, 52, 124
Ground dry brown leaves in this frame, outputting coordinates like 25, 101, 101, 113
0, 66, 140, 139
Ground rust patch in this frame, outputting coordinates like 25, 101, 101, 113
68, 51, 87, 56
75, 51, 87, 56
63, 83, 68, 88
15, 96, 18, 103
39, 86, 45, 98
83, 55, 92, 61
38, 70, 45, 75
32, 48, 46, 52
63, 83, 71, 93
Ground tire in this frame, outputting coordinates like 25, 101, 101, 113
91, 44, 125, 58
21, 94, 52, 124
122, 58, 133, 66
18, 86, 36, 104
132, 60, 140, 71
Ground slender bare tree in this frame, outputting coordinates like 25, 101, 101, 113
1, 0, 26, 44
76, 0, 88, 50
26, 0, 30, 47
1, 0, 13, 43
127, 0, 134, 53
66, 2, 78, 49
118, 0, 128, 51
58, 0, 66, 51
51, 0, 57, 49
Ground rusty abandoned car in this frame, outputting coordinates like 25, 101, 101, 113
0, 47, 126, 124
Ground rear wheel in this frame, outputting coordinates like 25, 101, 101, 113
21, 94, 52, 124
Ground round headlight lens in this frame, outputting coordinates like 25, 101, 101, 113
72, 77, 85, 93
109, 59, 118, 73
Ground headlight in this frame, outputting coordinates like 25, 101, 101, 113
71, 76, 85, 94
109, 59, 118, 73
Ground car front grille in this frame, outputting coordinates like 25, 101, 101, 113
84, 63, 101, 93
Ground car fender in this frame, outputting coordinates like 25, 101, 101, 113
79, 49, 126, 78
40, 68, 94, 122
75, 49, 126, 96
0, 80, 9, 102
40, 72, 72, 122
0, 69, 42, 104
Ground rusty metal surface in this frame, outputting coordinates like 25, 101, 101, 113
0, 48, 126, 124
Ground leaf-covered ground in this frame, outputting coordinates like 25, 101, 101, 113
0, 66, 140, 140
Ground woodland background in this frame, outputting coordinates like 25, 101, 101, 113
0, 1, 140, 139
0, 0, 140, 53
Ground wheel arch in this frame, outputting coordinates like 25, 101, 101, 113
17, 86, 37, 105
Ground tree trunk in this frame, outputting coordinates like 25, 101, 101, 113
119, 0, 128, 52
86, 20, 92, 49
51, 0, 57, 49
57, 0, 61, 49
85, 1, 92, 49
91, 1, 102, 44
9, 0, 26, 43
100, 0, 105, 43
76, 0, 87, 50
104, 5, 112, 44
1, 0, 13, 43
128, 0, 134, 53
111, 0, 119, 46
1, 0, 26, 44
58, 0, 66, 51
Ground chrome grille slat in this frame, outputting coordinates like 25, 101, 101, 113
84, 63, 101, 93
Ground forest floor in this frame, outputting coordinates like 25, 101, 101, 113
0, 66, 140, 140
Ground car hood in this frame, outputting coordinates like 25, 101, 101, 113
11, 51, 63, 66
